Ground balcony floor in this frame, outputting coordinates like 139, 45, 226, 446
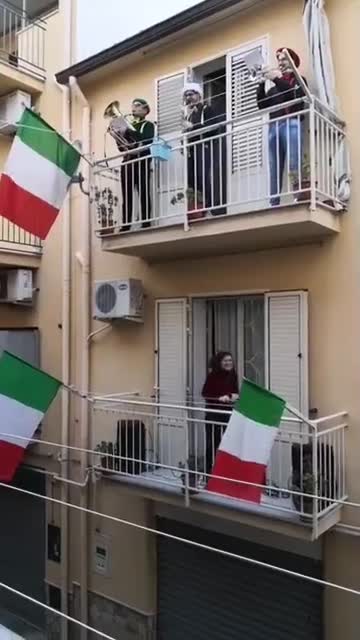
101, 203, 340, 263
99, 466, 343, 540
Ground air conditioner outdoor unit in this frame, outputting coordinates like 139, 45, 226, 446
94, 279, 144, 322
0, 269, 33, 304
0, 91, 31, 135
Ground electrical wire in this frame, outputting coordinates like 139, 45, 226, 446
0, 428, 354, 509
0, 479, 360, 599
0, 580, 120, 640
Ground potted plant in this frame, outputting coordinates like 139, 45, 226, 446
291, 470, 317, 518
171, 189, 206, 222
291, 155, 312, 202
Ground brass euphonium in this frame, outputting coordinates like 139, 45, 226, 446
104, 100, 138, 150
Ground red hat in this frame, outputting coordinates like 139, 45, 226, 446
276, 47, 301, 68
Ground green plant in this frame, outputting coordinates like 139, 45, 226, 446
290, 154, 311, 184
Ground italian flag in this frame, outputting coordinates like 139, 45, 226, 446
207, 380, 285, 503
0, 108, 80, 240
0, 351, 61, 482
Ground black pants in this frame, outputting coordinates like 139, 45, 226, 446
121, 157, 152, 228
205, 412, 231, 476
187, 139, 225, 213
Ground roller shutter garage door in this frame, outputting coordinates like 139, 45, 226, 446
157, 519, 323, 640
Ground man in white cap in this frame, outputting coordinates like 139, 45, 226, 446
182, 83, 224, 216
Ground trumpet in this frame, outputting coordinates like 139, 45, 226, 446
249, 64, 266, 82
104, 100, 138, 150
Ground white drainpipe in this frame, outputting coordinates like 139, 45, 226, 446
69, 75, 91, 640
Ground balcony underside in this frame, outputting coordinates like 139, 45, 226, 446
0, 243, 42, 267
100, 469, 343, 541
101, 204, 340, 262
0, 59, 44, 94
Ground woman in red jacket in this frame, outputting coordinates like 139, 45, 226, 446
201, 351, 239, 477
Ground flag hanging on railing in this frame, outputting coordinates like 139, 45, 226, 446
0, 351, 61, 482
0, 108, 80, 240
207, 379, 285, 504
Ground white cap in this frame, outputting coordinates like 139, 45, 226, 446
183, 82, 203, 99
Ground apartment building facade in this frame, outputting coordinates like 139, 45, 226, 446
53, 0, 360, 638
0, 0, 359, 638
0, 1, 75, 637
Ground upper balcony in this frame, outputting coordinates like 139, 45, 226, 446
0, 215, 42, 267
91, 396, 347, 541
0, 1, 46, 94
92, 99, 347, 262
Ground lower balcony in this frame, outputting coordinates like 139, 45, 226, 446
0, 215, 42, 267
92, 397, 347, 540
92, 101, 346, 262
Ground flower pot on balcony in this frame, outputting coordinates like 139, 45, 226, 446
187, 192, 206, 222
291, 442, 336, 520
293, 179, 312, 202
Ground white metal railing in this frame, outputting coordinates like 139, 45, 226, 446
92, 98, 347, 237
0, 214, 42, 250
0, 2, 46, 78
91, 397, 347, 533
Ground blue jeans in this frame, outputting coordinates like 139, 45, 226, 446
269, 119, 303, 206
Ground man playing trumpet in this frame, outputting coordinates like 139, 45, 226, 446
115, 98, 155, 231
256, 48, 308, 206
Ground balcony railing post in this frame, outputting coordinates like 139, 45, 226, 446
309, 102, 317, 212
184, 415, 190, 507
312, 424, 319, 540
183, 133, 189, 232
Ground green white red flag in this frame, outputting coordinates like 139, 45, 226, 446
0, 351, 61, 482
207, 379, 286, 503
0, 108, 80, 239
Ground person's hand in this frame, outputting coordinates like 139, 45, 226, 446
219, 395, 231, 403
183, 120, 193, 131
263, 67, 282, 82
231, 394, 239, 402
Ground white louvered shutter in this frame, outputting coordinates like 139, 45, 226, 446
227, 41, 269, 211
156, 73, 186, 223
265, 292, 309, 490
156, 73, 185, 137
156, 299, 187, 467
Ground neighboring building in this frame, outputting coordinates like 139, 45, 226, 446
0, 1, 73, 637
1, 0, 360, 639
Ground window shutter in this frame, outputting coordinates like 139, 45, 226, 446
156, 72, 185, 137
228, 44, 265, 173
156, 299, 187, 467
265, 292, 308, 415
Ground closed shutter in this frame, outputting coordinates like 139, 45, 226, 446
0, 469, 46, 631
156, 300, 187, 467
266, 292, 308, 415
226, 40, 269, 211
0, 329, 40, 366
155, 73, 186, 222
157, 518, 323, 640
265, 292, 309, 489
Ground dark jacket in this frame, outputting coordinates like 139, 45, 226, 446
185, 103, 223, 141
257, 73, 308, 120
202, 370, 239, 424
117, 118, 155, 160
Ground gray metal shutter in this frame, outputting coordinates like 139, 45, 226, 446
157, 518, 322, 640
0, 329, 40, 366
0, 468, 46, 631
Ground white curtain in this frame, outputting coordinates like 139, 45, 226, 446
303, 0, 351, 204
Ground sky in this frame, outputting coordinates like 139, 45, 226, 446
77, 0, 201, 60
